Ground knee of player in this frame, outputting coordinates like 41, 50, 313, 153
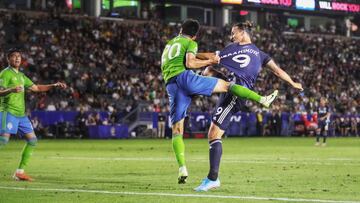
27, 136, 38, 146
216, 80, 231, 92
223, 81, 231, 90
202, 66, 215, 76
208, 130, 223, 141
0, 136, 9, 146
172, 125, 182, 135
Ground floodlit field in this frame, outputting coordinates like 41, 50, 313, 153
0, 138, 359, 203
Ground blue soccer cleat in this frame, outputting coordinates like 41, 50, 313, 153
194, 178, 220, 192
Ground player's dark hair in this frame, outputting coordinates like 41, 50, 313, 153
181, 19, 200, 37
233, 21, 254, 35
6, 48, 22, 58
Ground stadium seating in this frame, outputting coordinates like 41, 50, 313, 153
0, 11, 358, 137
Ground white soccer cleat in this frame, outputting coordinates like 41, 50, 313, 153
262, 90, 278, 108
194, 178, 221, 192
178, 166, 188, 184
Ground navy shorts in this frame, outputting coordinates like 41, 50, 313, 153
318, 120, 329, 132
212, 91, 245, 130
318, 120, 326, 129
166, 70, 218, 124
0, 112, 34, 135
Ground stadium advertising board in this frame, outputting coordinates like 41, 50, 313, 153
318, 1, 360, 13
219, 0, 360, 14
221, 0, 244, 4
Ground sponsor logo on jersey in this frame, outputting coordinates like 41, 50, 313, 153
7, 122, 13, 130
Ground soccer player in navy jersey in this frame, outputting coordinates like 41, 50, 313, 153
195, 21, 304, 191
315, 97, 331, 146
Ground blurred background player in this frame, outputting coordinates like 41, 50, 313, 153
0, 48, 67, 181
161, 19, 278, 184
157, 110, 166, 138
316, 97, 331, 146
195, 21, 303, 191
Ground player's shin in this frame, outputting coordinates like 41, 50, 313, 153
172, 134, 186, 167
229, 83, 261, 103
18, 137, 37, 171
323, 131, 327, 143
316, 133, 320, 143
207, 139, 222, 181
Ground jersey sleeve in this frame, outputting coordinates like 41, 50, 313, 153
186, 40, 198, 55
0, 72, 10, 89
260, 51, 272, 66
24, 75, 34, 88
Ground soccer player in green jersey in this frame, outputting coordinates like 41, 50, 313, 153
0, 48, 67, 181
161, 19, 278, 184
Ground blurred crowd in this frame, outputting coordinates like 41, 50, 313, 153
0, 11, 359, 128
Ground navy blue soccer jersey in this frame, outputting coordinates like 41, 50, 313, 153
211, 43, 272, 130
219, 43, 271, 89
318, 106, 330, 118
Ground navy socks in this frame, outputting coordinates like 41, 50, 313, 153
207, 139, 222, 181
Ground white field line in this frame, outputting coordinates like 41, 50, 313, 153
0, 186, 359, 203
48, 156, 360, 166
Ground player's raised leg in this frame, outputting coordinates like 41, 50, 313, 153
203, 67, 278, 108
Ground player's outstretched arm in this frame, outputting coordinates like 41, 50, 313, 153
266, 59, 304, 91
186, 53, 219, 69
196, 52, 216, 60
0, 86, 23, 96
29, 82, 67, 92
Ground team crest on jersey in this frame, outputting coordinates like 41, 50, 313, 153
7, 122, 13, 130
11, 77, 18, 83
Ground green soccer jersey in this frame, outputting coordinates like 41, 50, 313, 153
0, 67, 34, 117
161, 35, 198, 83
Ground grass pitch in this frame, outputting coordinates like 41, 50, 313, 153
0, 137, 359, 203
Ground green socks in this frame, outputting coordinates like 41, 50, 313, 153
172, 134, 186, 167
229, 83, 262, 103
18, 142, 36, 169
0, 136, 8, 149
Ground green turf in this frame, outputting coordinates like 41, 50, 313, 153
0, 138, 359, 203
